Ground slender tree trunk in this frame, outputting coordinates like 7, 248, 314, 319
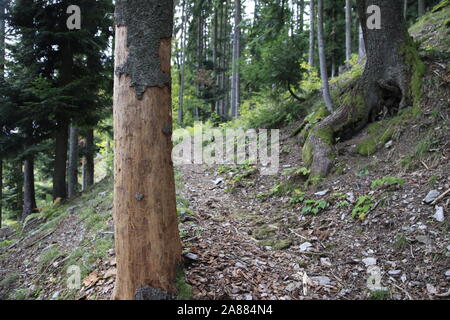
178, 0, 187, 123
231, 0, 241, 119
53, 40, 73, 200
298, 0, 305, 32
345, 0, 352, 62
53, 119, 69, 200
68, 126, 79, 198
403, 0, 408, 19
418, 0, 425, 17
317, 0, 333, 112
22, 155, 37, 220
0, 160, 2, 228
113, 0, 182, 300
82, 129, 94, 190
0, 0, 5, 228
358, 22, 366, 59
308, 0, 315, 66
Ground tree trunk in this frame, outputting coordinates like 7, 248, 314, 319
345, 0, 352, 62
68, 126, 79, 198
178, 0, 187, 123
358, 22, 366, 59
53, 119, 69, 200
403, 0, 408, 19
82, 128, 94, 190
303, 0, 420, 178
308, 0, 315, 66
0, 160, 2, 228
231, 0, 241, 119
418, 0, 425, 17
22, 155, 37, 220
0, 0, 5, 228
317, 0, 333, 112
113, 0, 182, 300
53, 39, 73, 201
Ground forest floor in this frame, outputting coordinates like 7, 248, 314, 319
0, 5, 449, 301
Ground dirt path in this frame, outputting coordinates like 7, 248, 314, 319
178, 124, 450, 300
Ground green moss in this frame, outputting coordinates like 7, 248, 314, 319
254, 226, 277, 240
356, 121, 395, 156
260, 239, 292, 250
399, 37, 426, 116
315, 128, 334, 145
175, 267, 193, 300
356, 139, 377, 156
302, 143, 314, 167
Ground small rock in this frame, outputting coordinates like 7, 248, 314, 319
108, 249, 115, 256
426, 283, 437, 294
346, 192, 355, 203
235, 262, 246, 268
320, 258, 332, 267
314, 189, 329, 196
416, 235, 432, 245
445, 270, 450, 277
384, 140, 393, 149
213, 178, 224, 185
51, 291, 60, 300
362, 257, 377, 267
183, 252, 199, 262
285, 282, 299, 292
433, 206, 444, 222
388, 270, 402, 275
299, 242, 313, 252
447, 245, 450, 251
423, 190, 439, 204
310, 276, 332, 286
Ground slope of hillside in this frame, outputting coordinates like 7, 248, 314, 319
0, 5, 449, 300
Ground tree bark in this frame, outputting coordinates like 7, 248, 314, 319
303, 0, 419, 178
418, 0, 425, 17
22, 155, 37, 220
53, 39, 73, 201
403, 0, 408, 19
113, 0, 182, 300
178, 0, 187, 123
82, 128, 94, 190
317, 0, 333, 112
0, 0, 5, 228
308, 0, 315, 66
68, 126, 79, 198
53, 119, 69, 200
358, 22, 366, 59
345, 0, 352, 62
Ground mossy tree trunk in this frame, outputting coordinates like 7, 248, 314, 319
303, 0, 423, 178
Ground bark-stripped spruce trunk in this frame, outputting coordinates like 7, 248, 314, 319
113, 0, 182, 300
22, 155, 37, 220
303, 0, 421, 178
